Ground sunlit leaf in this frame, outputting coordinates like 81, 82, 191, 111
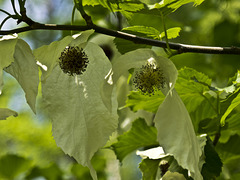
0, 108, 18, 120
220, 90, 240, 126
111, 118, 158, 162
140, 0, 205, 16
159, 27, 182, 39
5, 39, 39, 113
122, 26, 161, 39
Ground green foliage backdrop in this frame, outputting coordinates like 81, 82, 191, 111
0, 0, 240, 179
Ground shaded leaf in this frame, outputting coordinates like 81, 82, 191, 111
111, 118, 158, 162
26, 163, 63, 180
125, 90, 164, 113
201, 137, 222, 180
0, 154, 32, 179
139, 158, 160, 180
162, 171, 186, 180
114, 36, 149, 54
5, 39, 39, 113
0, 108, 18, 120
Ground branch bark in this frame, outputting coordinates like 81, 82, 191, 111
1, 22, 240, 55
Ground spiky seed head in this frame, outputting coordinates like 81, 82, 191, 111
133, 63, 166, 96
59, 46, 89, 76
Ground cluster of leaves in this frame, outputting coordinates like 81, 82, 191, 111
1, 0, 240, 179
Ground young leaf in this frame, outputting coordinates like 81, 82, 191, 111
111, 118, 158, 162
140, 0, 205, 16
114, 26, 159, 54
159, 27, 182, 39
35, 31, 118, 180
122, 26, 161, 39
0, 34, 18, 94
4, 39, 39, 113
220, 89, 240, 126
0, 108, 18, 120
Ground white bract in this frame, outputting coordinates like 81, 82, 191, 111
0, 34, 39, 114
110, 49, 203, 180
34, 30, 118, 180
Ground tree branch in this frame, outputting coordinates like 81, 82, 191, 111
0, 22, 240, 55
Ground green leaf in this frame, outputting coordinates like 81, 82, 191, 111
220, 112, 240, 143
139, 158, 160, 180
38, 34, 117, 179
4, 39, 39, 113
216, 135, 240, 178
122, 26, 161, 39
126, 90, 164, 113
114, 36, 148, 54
0, 154, 33, 179
26, 163, 63, 180
83, 0, 100, 6
139, 0, 204, 17
154, 89, 203, 180
217, 134, 240, 162
201, 137, 222, 180
162, 171, 186, 180
0, 108, 18, 120
175, 67, 217, 132
220, 89, 240, 126
0, 34, 18, 93
159, 27, 182, 39
71, 154, 106, 179
114, 26, 159, 54
111, 118, 158, 162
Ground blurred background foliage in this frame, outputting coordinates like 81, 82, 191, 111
0, 0, 240, 179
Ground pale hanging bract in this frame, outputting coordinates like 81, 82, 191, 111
34, 30, 118, 180
108, 48, 203, 180
0, 34, 39, 115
